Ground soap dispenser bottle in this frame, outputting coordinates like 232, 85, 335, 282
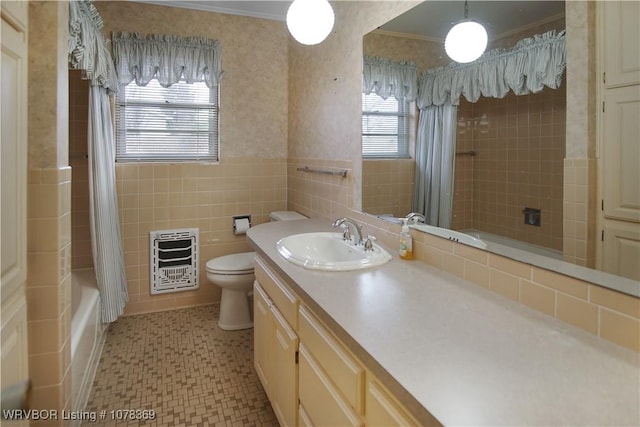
399, 219, 413, 260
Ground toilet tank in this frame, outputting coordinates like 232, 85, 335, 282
270, 211, 307, 222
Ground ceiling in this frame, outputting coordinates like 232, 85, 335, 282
131, 1, 565, 41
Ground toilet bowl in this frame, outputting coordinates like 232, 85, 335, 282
207, 211, 307, 330
206, 252, 256, 330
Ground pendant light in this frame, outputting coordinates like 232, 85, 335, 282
444, 0, 488, 63
286, 0, 335, 45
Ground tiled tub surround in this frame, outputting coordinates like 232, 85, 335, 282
248, 219, 640, 426
27, 166, 73, 413
452, 87, 566, 252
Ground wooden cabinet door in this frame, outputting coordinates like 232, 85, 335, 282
602, 86, 640, 222
602, 221, 640, 281
365, 377, 419, 427
253, 282, 273, 399
271, 307, 298, 427
600, 80, 640, 280
298, 344, 363, 427
601, 1, 640, 88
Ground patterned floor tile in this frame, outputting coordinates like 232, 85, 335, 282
85, 305, 278, 426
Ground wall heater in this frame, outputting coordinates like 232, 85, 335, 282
150, 228, 199, 295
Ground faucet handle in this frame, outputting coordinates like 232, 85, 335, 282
363, 234, 376, 251
338, 224, 351, 241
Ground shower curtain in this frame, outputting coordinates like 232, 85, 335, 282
88, 86, 128, 323
412, 104, 457, 228
412, 31, 566, 228
70, 0, 128, 323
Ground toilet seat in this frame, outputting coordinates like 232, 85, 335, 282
206, 251, 256, 275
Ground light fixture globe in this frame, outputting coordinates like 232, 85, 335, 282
444, 20, 488, 63
286, 0, 335, 45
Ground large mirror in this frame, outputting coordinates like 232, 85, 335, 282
361, 1, 638, 291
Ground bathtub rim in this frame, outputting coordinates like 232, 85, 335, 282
460, 228, 563, 260
70, 268, 101, 358
70, 267, 107, 423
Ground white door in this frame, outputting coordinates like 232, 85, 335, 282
1, 1, 29, 416
598, 1, 640, 280
602, 86, 640, 223
601, 0, 640, 88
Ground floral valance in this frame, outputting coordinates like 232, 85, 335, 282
363, 56, 418, 101
112, 32, 224, 88
418, 30, 566, 108
68, 0, 119, 92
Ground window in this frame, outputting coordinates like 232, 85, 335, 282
115, 79, 219, 162
362, 93, 411, 158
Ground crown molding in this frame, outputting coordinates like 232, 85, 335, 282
126, 0, 287, 22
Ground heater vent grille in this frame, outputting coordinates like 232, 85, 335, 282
150, 228, 199, 294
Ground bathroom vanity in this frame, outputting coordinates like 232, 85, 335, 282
247, 219, 640, 426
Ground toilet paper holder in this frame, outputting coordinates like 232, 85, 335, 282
233, 215, 252, 235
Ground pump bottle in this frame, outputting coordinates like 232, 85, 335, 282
398, 219, 413, 260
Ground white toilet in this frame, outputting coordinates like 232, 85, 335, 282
206, 211, 307, 330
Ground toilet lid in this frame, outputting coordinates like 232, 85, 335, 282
206, 252, 256, 274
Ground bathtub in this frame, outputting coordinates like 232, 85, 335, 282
460, 229, 563, 260
71, 268, 106, 419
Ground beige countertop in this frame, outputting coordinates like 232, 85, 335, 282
247, 219, 640, 426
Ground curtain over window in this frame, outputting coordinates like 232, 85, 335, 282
418, 30, 566, 108
112, 32, 224, 88
363, 56, 418, 102
68, 0, 118, 91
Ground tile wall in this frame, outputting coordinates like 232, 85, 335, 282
409, 229, 639, 352
452, 86, 566, 251
287, 158, 353, 221
563, 158, 597, 266
361, 159, 414, 217
27, 1, 73, 416
114, 158, 287, 314
27, 167, 73, 414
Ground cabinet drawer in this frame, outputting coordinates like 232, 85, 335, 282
255, 256, 298, 328
299, 344, 363, 427
366, 377, 419, 427
299, 305, 364, 414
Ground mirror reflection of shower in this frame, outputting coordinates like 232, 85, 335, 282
451, 86, 566, 258
361, 3, 566, 258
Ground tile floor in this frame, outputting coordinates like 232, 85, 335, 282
85, 305, 278, 426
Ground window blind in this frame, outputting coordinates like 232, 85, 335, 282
115, 79, 219, 162
362, 93, 410, 158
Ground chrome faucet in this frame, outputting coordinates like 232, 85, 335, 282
405, 212, 426, 224
332, 217, 364, 245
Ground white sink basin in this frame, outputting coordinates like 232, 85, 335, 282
276, 232, 392, 271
